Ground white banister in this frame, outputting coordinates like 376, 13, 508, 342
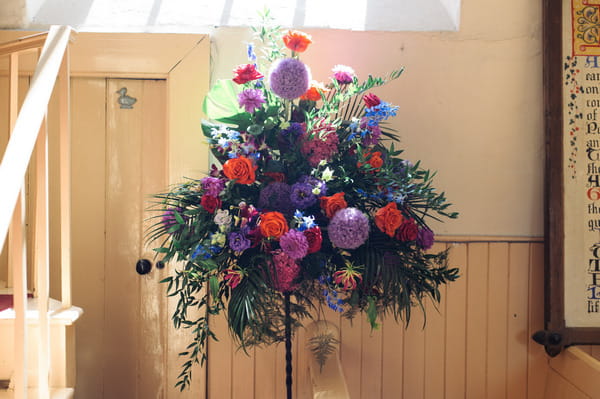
9, 192, 27, 399
0, 25, 72, 251
58, 47, 72, 309
34, 117, 50, 398
0, 25, 74, 399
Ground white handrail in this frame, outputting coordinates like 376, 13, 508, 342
0, 25, 72, 251
0, 25, 73, 399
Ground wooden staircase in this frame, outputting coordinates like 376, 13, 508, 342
0, 26, 81, 398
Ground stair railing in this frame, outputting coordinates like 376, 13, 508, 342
0, 26, 73, 399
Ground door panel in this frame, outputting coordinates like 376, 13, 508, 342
71, 78, 168, 399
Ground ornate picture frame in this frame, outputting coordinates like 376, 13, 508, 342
539, 0, 600, 355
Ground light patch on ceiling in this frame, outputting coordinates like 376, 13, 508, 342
2, 0, 462, 32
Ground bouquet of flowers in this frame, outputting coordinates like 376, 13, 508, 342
147, 18, 458, 390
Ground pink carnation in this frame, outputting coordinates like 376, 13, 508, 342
332, 65, 355, 84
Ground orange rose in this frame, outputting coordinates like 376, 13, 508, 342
223, 156, 256, 185
283, 30, 312, 53
301, 81, 328, 101
259, 211, 289, 240
320, 192, 348, 219
358, 151, 384, 172
375, 202, 404, 237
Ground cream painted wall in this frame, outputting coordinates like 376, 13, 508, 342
211, 0, 544, 237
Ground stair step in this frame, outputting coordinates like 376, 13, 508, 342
0, 297, 82, 325
0, 388, 74, 399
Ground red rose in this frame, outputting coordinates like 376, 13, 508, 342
200, 195, 221, 213
304, 227, 322, 254
233, 64, 264, 84
363, 93, 381, 108
395, 218, 418, 241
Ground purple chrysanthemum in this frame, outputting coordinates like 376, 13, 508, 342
279, 229, 309, 260
258, 182, 295, 215
328, 207, 369, 249
332, 65, 355, 84
269, 58, 311, 100
417, 228, 435, 250
290, 182, 317, 209
201, 176, 225, 196
238, 88, 266, 113
228, 231, 251, 252
270, 250, 301, 292
298, 175, 327, 197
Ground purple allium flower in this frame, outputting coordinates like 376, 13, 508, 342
290, 182, 317, 209
269, 58, 311, 100
298, 175, 327, 197
238, 88, 266, 113
201, 176, 225, 196
417, 228, 435, 250
258, 182, 295, 215
162, 207, 186, 229
228, 231, 251, 252
328, 207, 369, 249
279, 229, 309, 260
332, 64, 355, 84
270, 250, 301, 292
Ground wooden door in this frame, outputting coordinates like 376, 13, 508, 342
70, 77, 175, 399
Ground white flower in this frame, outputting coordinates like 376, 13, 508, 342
214, 209, 232, 226
321, 167, 334, 182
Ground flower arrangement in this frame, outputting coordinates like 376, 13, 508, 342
147, 16, 458, 390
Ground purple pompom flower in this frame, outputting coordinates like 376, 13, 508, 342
238, 88, 266, 113
279, 229, 309, 260
269, 58, 311, 100
328, 207, 369, 249
228, 231, 251, 252
290, 182, 317, 209
417, 228, 435, 250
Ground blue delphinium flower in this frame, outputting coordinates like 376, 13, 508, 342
364, 101, 399, 126
247, 43, 257, 62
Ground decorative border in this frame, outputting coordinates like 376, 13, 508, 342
539, 0, 600, 356
572, 0, 600, 56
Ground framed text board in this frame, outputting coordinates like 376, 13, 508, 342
541, 0, 600, 355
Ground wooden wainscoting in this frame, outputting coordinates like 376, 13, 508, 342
207, 238, 549, 399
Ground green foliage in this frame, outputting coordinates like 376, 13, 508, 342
307, 332, 340, 372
